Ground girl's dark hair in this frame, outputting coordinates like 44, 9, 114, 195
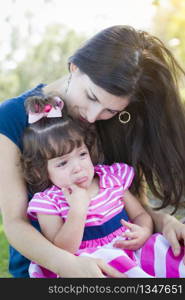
69, 25, 185, 212
22, 95, 103, 194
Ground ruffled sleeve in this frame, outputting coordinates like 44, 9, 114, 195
27, 188, 61, 220
94, 163, 134, 190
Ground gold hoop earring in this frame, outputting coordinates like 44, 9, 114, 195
65, 74, 72, 94
118, 111, 131, 124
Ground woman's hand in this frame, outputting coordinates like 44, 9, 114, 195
162, 215, 185, 263
142, 207, 185, 263
58, 255, 127, 278
113, 219, 151, 251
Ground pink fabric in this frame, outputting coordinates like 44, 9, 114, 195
140, 233, 157, 276
79, 227, 126, 249
166, 246, 184, 277
109, 255, 137, 273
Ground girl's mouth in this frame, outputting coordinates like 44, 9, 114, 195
75, 176, 88, 184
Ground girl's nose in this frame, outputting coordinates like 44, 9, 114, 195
73, 162, 83, 174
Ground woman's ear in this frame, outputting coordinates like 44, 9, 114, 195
69, 62, 78, 73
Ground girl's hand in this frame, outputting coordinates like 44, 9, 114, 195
113, 219, 151, 250
62, 184, 90, 208
162, 216, 185, 263
58, 255, 127, 278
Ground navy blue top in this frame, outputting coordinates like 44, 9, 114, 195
0, 84, 45, 278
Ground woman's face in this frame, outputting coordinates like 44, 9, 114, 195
65, 65, 130, 123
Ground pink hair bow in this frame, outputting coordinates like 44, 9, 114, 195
28, 96, 64, 124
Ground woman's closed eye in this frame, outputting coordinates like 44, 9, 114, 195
86, 90, 98, 102
87, 94, 97, 102
86, 91, 120, 116
106, 108, 118, 115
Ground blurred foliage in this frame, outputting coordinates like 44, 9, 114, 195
152, 0, 185, 100
0, 22, 86, 101
0, 215, 11, 277
0, 0, 184, 102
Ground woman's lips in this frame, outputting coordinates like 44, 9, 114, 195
79, 115, 87, 122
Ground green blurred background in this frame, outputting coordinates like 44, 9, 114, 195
0, 0, 185, 102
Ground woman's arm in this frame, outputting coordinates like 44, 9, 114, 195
0, 134, 126, 277
145, 206, 185, 258
0, 134, 68, 274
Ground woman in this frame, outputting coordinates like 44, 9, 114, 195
0, 25, 185, 278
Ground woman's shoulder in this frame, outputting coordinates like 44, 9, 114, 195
0, 84, 46, 149
0, 83, 46, 113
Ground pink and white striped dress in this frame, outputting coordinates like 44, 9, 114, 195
27, 163, 185, 278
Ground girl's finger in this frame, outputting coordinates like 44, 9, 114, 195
121, 219, 134, 229
62, 186, 73, 194
113, 238, 138, 249
122, 231, 138, 239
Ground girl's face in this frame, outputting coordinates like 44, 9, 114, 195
47, 142, 95, 189
65, 65, 130, 123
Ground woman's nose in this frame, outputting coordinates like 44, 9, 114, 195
86, 106, 102, 123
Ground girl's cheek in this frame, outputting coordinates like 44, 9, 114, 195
61, 176, 73, 187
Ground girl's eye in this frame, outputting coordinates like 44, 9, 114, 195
80, 152, 87, 157
57, 161, 67, 167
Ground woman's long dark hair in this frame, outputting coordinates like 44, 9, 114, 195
69, 25, 185, 212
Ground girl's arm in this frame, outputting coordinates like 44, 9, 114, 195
124, 190, 153, 232
0, 134, 125, 278
37, 187, 90, 254
113, 190, 153, 250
